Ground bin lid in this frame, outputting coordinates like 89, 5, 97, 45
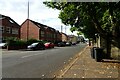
95, 48, 104, 50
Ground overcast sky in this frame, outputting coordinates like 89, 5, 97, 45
0, 0, 78, 35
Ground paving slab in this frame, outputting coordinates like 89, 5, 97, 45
59, 46, 120, 79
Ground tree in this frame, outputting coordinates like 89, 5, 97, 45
43, 2, 120, 56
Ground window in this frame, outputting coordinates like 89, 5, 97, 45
41, 31, 44, 37
47, 32, 51, 38
0, 38, 2, 43
0, 26, 5, 33
2, 37, 6, 42
9, 20, 14, 24
6, 27, 11, 33
12, 28, 18, 34
46, 32, 48, 38
54, 34, 56, 38
0, 26, 2, 32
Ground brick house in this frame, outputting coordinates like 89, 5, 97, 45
61, 32, 68, 42
21, 19, 45, 41
0, 14, 20, 42
55, 30, 62, 42
68, 35, 77, 43
21, 19, 61, 42
44, 26, 56, 42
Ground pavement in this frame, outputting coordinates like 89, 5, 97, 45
56, 46, 120, 79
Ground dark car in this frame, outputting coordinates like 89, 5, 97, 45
27, 42, 45, 50
72, 42, 76, 45
57, 42, 66, 47
65, 42, 72, 46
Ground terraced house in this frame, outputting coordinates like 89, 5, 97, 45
0, 14, 20, 42
61, 32, 68, 42
55, 30, 62, 43
20, 19, 62, 42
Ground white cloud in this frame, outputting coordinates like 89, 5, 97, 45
0, 0, 77, 35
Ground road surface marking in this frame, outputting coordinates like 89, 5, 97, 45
21, 53, 43, 58
42, 74, 45, 77
20, 51, 30, 53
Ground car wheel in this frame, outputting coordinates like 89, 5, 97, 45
43, 47, 45, 50
33, 47, 36, 50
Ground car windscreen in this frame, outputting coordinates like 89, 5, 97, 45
0, 43, 6, 47
45, 43, 50, 45
31, 43, 39, 46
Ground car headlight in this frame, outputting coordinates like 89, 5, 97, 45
27, 46, 31, 48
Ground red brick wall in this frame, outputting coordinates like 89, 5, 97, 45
20, 19, 62, 42
45, 28, 51, 41
56, 32, 62, 42
44, 27, 56, 42
0, 17, 20, 39
20, 20, 39, 41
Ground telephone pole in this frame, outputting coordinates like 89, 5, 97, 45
61, 25, 63, 33
65, 26, 66, 34
27, 0, 29, 40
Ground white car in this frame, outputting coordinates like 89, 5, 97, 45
0, 43, 7, 48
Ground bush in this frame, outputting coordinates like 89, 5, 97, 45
26, 39, 39, 45
39, 40, 48, 44
6, 37, 27, 50
15, 40, 27, 46
5, 37, 49, 50
6, 37, 18, 46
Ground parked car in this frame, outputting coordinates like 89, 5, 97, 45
57, 42, 66, 47
27, 42, 45, 50
44, 42, 54, 49
76, 41, 80, 44
72, 42, 76, 45
66, 42, 72, 46
0, 43, 7, 49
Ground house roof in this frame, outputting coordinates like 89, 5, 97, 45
61, 32, 68, 37
68, 35, 76, 38
0, 14, 6, 20
0, 14, 20, 27
29, 19, 47, 28
21, 19, 61, 33
29, 19, 56, 31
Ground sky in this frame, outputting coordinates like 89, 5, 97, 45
0, 0, 78, 36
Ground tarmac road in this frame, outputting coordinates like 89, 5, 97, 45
2, 43, 87, 78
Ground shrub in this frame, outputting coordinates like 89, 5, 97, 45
6, 37, 18, 46
15, 40, 27, 46
26, 39, 39, 45
39, 40, 48, 44
6, 37, 27, 50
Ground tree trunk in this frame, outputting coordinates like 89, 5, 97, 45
106, 34, 111, 58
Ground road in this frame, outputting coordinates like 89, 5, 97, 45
2, 43, 87, 78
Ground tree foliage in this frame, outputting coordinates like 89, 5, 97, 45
43, 2, 120, 48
